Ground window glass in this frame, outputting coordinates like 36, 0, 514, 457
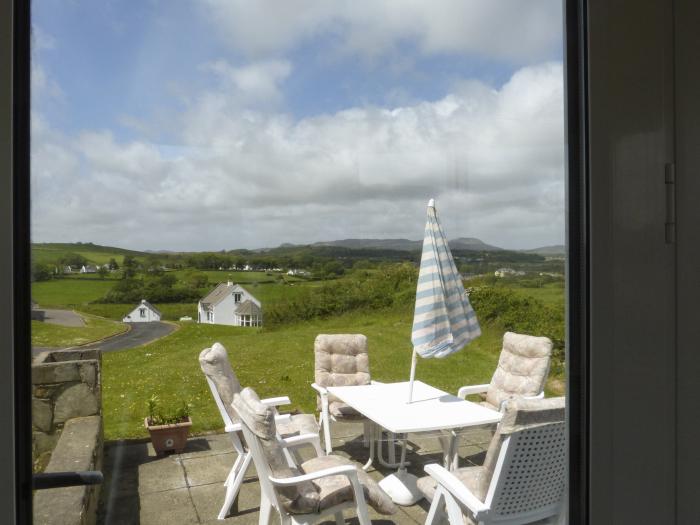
30, 2, 566, 523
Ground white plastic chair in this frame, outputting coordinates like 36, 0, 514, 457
200, 343, 322, 520
233, 387, 397, 525
311, 334, 375, 455
438, 332, 552, 472
456, 332, 552, 410
420, 397, 566, 525
204, 376, 323, 519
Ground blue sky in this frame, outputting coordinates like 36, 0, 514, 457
31, 1, 565, 251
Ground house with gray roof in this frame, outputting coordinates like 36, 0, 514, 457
123, 299, 161, 323
197, 282, 262, 327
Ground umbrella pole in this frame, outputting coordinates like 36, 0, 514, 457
408, 349, 417, 403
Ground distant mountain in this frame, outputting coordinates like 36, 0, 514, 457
312, 238, 421, 251
449, 237, 504, 252
522, 245, 566, 256
300, 237, 504, 252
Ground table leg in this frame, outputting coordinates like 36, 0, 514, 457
439, 430, 459, 471
377, 430, 408, 468
362, 422, 375, 471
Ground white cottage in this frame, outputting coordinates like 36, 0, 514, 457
197, 282, 262, 327
122, 299, 161, 323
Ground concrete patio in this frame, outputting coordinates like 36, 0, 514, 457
97, 420, 495, 524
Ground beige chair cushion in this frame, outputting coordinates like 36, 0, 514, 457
199, 342, 242, 423
485, 332, 552, 410
417, 465, 489, 503
277, 413, 319, 437
328, 400, 364, 419
419, 396, 566, 522
300, 455, 396, 515
314, 334, 371, 413
232, 388, 320, 514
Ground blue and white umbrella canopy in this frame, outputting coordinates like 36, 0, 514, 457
408, 199, 481, 401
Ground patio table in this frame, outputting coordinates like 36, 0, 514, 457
327, 380, 502, 506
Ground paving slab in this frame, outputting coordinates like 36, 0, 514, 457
182, 452, 236, 487
100, 492, 141, 525
190, 479, 263, 523
139, 488, 200, 525
179, 433, 235, 459
98, 421, 543, 525
138, 456, 188, 495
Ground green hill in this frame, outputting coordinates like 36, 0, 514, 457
32, 242, 149, 265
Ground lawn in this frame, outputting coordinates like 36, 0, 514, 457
101, 305, 564, 440
31, 313, 127, 348
32, 279, 116, 307
509, 283, 565, 309
54, 279, 324, 322
172, 269, 306, 285
31, 270, 321, 316
32, 246, 142, 266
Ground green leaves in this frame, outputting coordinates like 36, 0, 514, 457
146, 394, 191, 426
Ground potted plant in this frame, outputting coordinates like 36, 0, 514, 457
144, 394, 193, 455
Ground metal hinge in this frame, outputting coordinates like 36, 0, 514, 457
665, 163, 676, 244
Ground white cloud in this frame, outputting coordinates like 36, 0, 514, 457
200, 0, 562, 63
32, 25, 56, 52
31, 61, 564, 251
203, 59, 292, 108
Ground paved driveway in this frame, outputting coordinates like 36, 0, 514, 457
81, 322, 176, 353
33, 308, 85, 327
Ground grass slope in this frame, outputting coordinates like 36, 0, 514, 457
32, 313, 127, 348
509, 286, 565, 310
32, 279, 116, 306
32, 277, 324, 322
32, 242, 147, 265
101, 306, 565, 440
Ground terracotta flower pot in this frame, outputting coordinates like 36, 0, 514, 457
144, 416, 192, 455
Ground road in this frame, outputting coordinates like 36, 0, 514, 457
32, 308, 85, 327
33, 321, 177, 356
81, 322, 176, 352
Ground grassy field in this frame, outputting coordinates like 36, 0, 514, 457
32, 243, 146, 265
172, 269, 306, 284
32, 279, 117, 307
31, 313, 127, 348
509, 283, 565, 309
101, 306, 565, 440
32, 277, 326, 322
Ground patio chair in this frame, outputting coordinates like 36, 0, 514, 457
311, 334, 375, 454
233, 386, 397, 525
456, 332, 553, 410
418, 396, 566, 525
438, 332, 552, 470
199, 342, 322, 520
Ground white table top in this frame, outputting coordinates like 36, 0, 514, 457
327, 380, 502, 434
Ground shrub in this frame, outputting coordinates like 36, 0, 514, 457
469, 287, 565, 363
265, 263, 417, 327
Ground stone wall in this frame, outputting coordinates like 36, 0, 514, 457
32, 349, 103, 525
32, 349, 102, 457
34, 416, 103, 525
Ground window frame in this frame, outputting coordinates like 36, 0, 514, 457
2, 1, 592, 523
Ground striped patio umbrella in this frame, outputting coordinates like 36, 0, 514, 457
408, 198, 481, 402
